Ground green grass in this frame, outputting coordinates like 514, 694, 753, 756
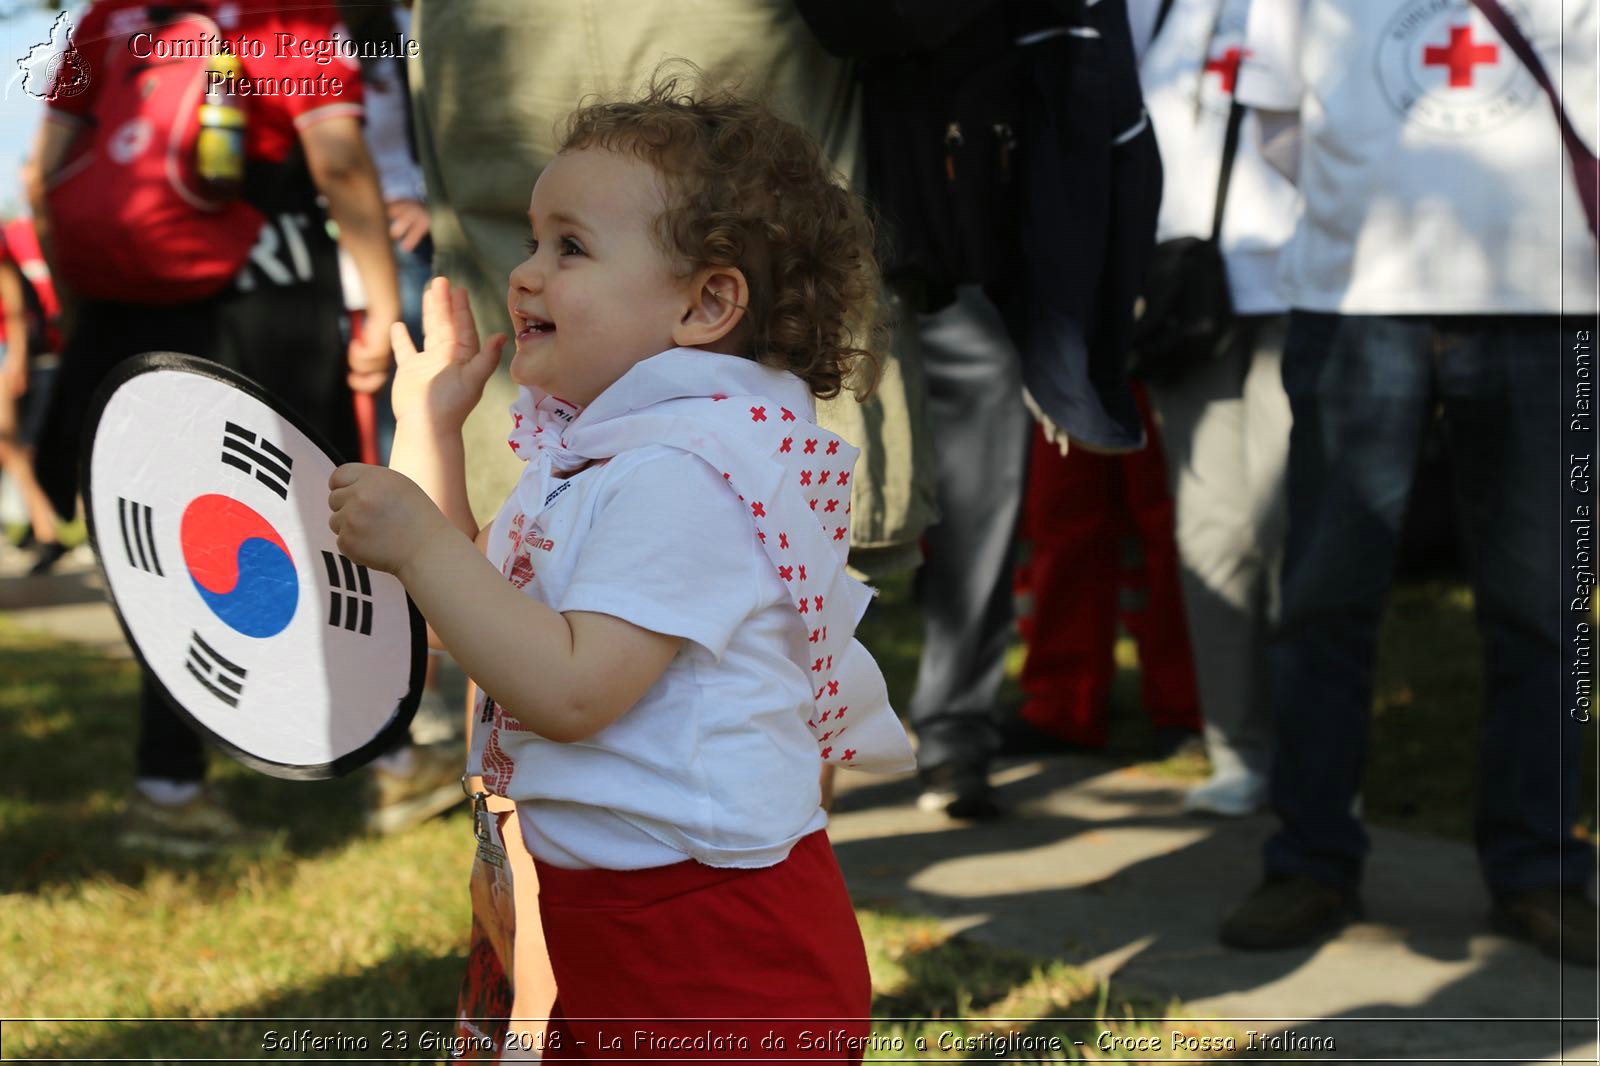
3, 574, 1589, 1062
0, 613, 1238, 1063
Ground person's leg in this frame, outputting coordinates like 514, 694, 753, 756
907, 285, 1029, 809
1016, 426, 1121, 747
1261, 312, 1433, 890
1434, 318, 1588, 902
1148, 317, 1289, 811
1223, 312, 1432, 949
1118, 384, 1202, 742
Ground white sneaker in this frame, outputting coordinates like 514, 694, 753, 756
1183, 770, 1268, 817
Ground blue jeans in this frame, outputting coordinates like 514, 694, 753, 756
1264, 312, 1585, 896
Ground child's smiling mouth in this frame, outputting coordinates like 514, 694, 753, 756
514, 311, 556, 342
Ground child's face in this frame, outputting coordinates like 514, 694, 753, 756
506, 147, 693, 407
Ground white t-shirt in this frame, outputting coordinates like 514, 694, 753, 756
1236, 0, 1597, 314
1131, 0, 1301, 314
472, 444, 829, 870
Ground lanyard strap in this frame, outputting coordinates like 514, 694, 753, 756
1468, 0, 1598, 237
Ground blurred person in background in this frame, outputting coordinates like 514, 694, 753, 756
28, 0, 400, 855
796, 0, 1162, 818
1122, 0, 1300, 815
1218, 0, 1597, 963
0, 211, 66, 576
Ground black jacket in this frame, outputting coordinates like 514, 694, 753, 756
797, 0, 1159, 451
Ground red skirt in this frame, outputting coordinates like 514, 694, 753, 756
535, 830, 872, 1062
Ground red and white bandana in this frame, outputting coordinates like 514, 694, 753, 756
504, 348, 914, 773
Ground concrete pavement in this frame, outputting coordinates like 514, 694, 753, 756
4, 539, 1597, 1063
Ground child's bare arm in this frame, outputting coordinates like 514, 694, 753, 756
387, 278, 506, 540
330, 464, 679, 741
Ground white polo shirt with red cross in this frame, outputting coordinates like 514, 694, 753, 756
1237, 0, 1597, 314
1130, 0, 1301, 314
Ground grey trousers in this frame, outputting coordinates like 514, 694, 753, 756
1147, 315, 1291, 780
905, 286, 1032, 772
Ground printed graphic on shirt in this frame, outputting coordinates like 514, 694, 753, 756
1376, 0, 1540, 135
1196, 7, 1251, 114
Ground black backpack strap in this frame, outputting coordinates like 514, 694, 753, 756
1151, 0, 1179, 40
1210, 99, 1245, 241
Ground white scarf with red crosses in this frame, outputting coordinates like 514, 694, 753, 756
504, 347, 914, 773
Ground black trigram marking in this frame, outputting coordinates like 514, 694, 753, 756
186, 631, 246, 708
117, 498, 163, 576
221, 422, 293, 499
322, 550, 373, 636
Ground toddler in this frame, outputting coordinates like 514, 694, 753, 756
328, 71, 913, 1057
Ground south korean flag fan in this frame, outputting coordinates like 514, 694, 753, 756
1215, 0, 1600, 966
83, 354, 427, 782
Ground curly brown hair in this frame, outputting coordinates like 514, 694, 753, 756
559, 65, 885, 400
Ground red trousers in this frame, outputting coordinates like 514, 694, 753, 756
1015, 387, 1200, 747
537, 830, 872, 1062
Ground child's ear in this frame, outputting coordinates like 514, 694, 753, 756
673, 266, 749, 349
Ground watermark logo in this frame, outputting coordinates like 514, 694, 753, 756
13, 10, 89, 101
1374, 0, 1539, 135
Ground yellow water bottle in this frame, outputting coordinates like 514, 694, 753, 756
196, 48, 246, 195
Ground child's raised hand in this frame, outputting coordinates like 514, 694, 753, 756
389, 277, 507, 430
328, 463, 450, 578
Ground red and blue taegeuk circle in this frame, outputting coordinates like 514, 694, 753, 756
180, 494, 298, 638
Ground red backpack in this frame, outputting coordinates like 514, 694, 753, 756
45, 7, 263, 306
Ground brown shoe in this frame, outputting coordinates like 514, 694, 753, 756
1220, 873, 1361, 950
118, 787, 276, 857
365, 741, 468, 834
1490, 887, 1598, 967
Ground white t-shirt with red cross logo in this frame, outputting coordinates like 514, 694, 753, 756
1131, 0, 1301, 314
1236, 0, 1597, 314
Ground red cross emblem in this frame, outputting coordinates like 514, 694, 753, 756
1424, 25, 1498, 88
835, 706, 847, 719
837, 471, 850, 486
809, 627, 821, 643
824, 499, 838, 512
513, 411, 524, 427
751, 501, 766, 518
826, 440, 839, 455
842, 749, 855, 761
798, 598, 809, 614
778, 565, 794, 582
779, 532, 789, 549
827, 680, 839, 696
813, 595, 824, 611
812, 657, 824, 672
750, 405, 767, 422
798, 565, 807, 581
1204, 46, 1249, 94
780, 437, 793, 453
804, 439, 818, 454
800, 470, 812, 486
834, 527, 847, 540
780, 407, 796, 421
820, 746, 832, 759
818, 470, 831, 484
820, 710, 831, 722
509, 440, 521, 453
